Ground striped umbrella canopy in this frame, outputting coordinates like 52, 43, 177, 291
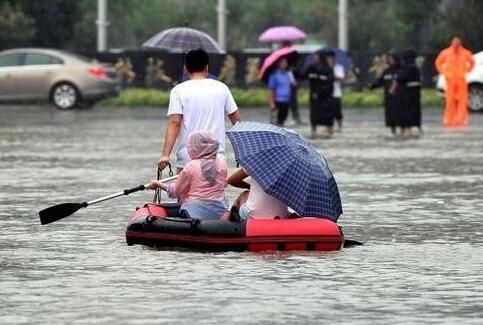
227, 122, 343, 221
143, 27, 225, 54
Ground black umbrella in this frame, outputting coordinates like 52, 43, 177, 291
143, 27, 225, 54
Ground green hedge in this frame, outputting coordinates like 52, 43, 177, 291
101, 87, 443, 108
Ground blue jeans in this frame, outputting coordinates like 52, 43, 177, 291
180, 199, 228, 219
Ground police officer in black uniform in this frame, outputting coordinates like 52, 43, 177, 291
370, 52, 402, 135
397, 49, 422, 137
304, 51, 335, 138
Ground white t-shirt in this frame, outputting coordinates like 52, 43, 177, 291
167, 78, 238, 168
246, 178, 288, 218
333, 64, 345, 98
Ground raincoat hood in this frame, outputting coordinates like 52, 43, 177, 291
187, 130, 220, 186
187, 131, 219, 160
451, 42, 463, 52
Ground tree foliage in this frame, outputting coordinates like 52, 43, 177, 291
0, 0, 482, 54
0, 2, 34, 49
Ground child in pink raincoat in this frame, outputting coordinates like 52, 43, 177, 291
147, 130, 228, 219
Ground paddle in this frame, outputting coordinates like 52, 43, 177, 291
38, 175, 178, 225
343, 239, 364, 248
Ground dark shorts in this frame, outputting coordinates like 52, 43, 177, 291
333, 97, 343, 119
275, 101, 290, 125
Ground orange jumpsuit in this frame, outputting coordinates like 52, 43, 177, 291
435, 45, 474, 127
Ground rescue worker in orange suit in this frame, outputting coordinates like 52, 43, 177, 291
435, 37, 475, 127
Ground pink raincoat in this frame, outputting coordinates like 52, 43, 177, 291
168, 131, 227, 204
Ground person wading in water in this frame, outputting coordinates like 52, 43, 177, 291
158, 49, 240, 173
435, 37, 475, 127
304, 51, 335, 138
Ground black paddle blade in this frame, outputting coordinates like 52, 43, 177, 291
39, 202, 86, 225
343, 239, 364, 248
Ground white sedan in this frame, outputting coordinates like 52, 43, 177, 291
437, 51, 483, 112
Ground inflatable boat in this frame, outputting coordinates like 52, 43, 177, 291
126, 203, 345, 252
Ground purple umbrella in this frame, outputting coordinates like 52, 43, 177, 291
259, 26, 307, 43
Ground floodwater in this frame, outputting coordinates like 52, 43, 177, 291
1, 105, 483, 325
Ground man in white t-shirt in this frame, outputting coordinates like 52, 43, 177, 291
158, 49, 240, 171
326, 50, 345, 131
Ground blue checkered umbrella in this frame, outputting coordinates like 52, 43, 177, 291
226, 122, 343, 221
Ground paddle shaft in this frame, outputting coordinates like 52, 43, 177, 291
85, 175, 178, 207
86, 187, 144, 205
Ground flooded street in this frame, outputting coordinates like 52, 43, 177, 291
1, 105, 483, 324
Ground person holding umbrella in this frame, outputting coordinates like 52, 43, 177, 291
304, 51, 335, 138
267, 57, 293, 126
258, 47, 297, 126
228, 167, 288, 220
226, 122, 342, 222
258, 27, 306, 126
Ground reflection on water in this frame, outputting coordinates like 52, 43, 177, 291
1, 105, 483, 324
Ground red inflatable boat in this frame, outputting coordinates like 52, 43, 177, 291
126, 203, 344, 252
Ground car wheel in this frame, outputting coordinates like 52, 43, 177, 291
468, 84, 483, 112
51, 83, 78, 109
